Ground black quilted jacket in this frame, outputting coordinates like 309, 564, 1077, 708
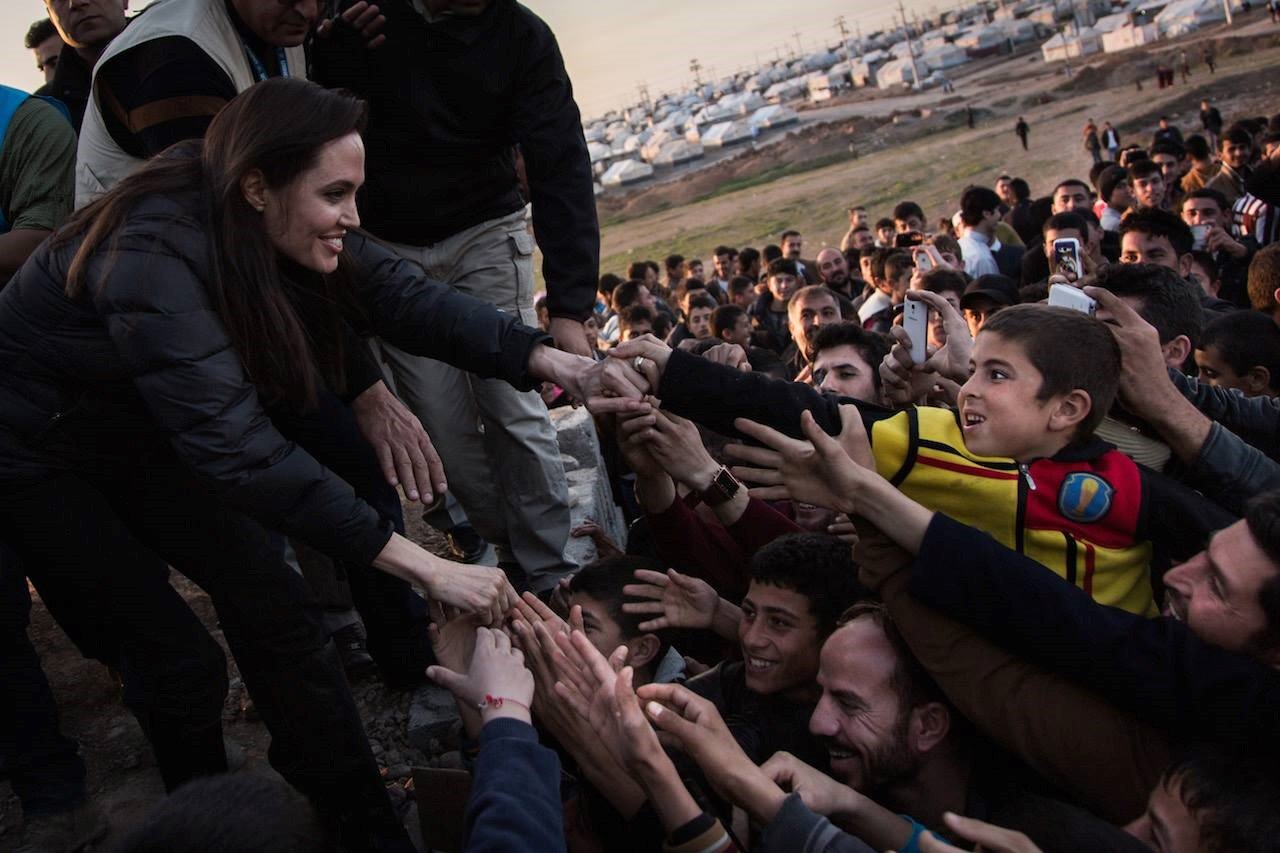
0, 190, 548, 565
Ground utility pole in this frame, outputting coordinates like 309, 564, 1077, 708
792, 29, 804, 60
689, 58, 704, 87
1222, 0, 1233, 24
897, 0, 922, 88
637, 84, 651, 111
835, 15, 854, 64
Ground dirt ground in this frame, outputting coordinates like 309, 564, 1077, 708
3, 13, 1279, 853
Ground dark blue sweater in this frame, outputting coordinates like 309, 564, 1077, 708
464, 717, 564, 852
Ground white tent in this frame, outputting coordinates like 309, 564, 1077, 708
749, 104, 799, 129
1155, 0, 1226, 36
639, 129, 680, 161
649, 139, 705, 167
721, 91, 767, 114
764, 78, 808, 102
586, 141, 613, 164
876, 57, 921, 89
600, 159, 654, 187
919, 43, 970, 72
956, 25, 1008, 57
1040, 27, 1102, 62
700, 120, 755, 147
1102, 22, 1160, 51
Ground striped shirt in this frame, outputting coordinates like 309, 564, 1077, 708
1233, 192, 1279, 247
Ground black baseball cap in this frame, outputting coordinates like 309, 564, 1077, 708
961, 274, 1019, 309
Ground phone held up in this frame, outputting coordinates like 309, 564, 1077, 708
1051, 237, 1082, 282
903, 299, 929, 364
894, 230, 925, 248
1048, 283, 1097, 316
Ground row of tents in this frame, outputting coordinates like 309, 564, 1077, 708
1041, 0, 1235, 62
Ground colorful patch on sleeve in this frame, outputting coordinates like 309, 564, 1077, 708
1057, 472, 1115, 524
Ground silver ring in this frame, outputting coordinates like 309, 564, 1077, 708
633, 355, 647, 373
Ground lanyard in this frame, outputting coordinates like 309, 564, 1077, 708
240, 37, 290, 83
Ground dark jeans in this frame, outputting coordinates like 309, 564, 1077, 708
270, 389, 433, 688
0, 455, 411, 851
0, 545, 87, 817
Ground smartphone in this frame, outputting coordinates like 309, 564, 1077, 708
1190, 224, 1209, 251
903, 299, 929, 363
1048, 283, 1097, 316
915, 250, 934, 272
894, 230, 925, 248
1052, 238, 1082, 282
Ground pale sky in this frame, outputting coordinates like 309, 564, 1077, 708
0, 0, 940, 116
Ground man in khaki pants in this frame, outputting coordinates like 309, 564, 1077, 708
314, 0, 599, 592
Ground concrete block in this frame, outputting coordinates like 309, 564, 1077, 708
549, 407, 626, 564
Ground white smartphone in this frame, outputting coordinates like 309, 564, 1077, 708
1190, 224, 1209, 251
903, 299, 929, 363
1048, 283, 1097, 316
1051, 237, 1082, 281
915, 250, 934, 272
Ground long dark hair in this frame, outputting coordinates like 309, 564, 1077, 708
61, 78, 369, 409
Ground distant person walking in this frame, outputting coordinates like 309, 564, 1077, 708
1101, 121, 1121, 161
1178, 50, 1192, 83
1084, 119, 1102, 163
1201, 44, 1217, 72
1015, 116, 1029, 150
967, 105, 975, 128
1201, 98, 1224, 150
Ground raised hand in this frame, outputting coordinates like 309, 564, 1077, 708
610, 334, 674, 389
761, 752, 862, 819
421, 559, 517, 628
918, 813, 1043, 853
622, 568, 721, 632
726, 411, 864, 514
316, 1, 387, 49
427, 627, 532, 724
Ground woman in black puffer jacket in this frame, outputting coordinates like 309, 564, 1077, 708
0, 78, 640, 851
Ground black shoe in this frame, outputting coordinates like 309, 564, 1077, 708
333, 624, 377, 681
444, 524, 486, 563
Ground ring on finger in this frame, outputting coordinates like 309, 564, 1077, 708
633, 355, 647, 373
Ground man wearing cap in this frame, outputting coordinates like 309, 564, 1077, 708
960, 275, 1018, 337
1098, 166, 1133, 233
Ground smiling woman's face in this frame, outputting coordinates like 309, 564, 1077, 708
259, 133, 364, 274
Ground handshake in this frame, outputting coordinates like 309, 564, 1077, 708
555, 334, 676, 414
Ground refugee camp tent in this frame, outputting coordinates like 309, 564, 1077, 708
1155, 0, 1227, 36
1040, 27, 1102, 62
600, 159, 654, 187
701, 119, 755, 147
649, 139, 705, 167
749, 104, 799, 129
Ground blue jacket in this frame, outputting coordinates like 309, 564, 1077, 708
464, 718, 564, 852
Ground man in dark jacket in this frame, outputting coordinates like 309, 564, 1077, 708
37, 0, 128, 132
313, 0, 598, 593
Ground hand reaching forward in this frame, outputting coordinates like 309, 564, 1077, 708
917, 813, 1043, 853
725, 410, 864, 515
427, 627, 533, 725
622, 568, 721, 632
351, 380, 446, 503
761, 752, 863, 820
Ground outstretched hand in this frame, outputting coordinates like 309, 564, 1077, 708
352, 381, 446, 503
427, 627, 532, 724
622, 568, 721, 632
316, 1, 387, 49
725, 410, 864, 515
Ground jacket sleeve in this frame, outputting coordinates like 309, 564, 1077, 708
343, 231, 550, 390
1181, 421, 1280, 515
510, 14, 598, 322
1169, 369, 1280, 460
338, 322, 385, 403
877, 572, 1167, 824
92, 210, 391, 566
463, 718, 564, 852
657, 350, 846, 440
1140, 463, 1238, 566
758, 794, 875, 853
909, 513, 1280, 748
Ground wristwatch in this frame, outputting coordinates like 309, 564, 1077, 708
698, 465, 742, 507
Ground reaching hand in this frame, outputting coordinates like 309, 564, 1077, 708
550, 630, 668, 774
642, 410, 720, 492
615, 404, 668, 479
427, 627, 532, 724
610, 334, 674, 389
351, 381, 446, 503
917, 813, 1043, 853
421, 560, 517, 627
316, 1, 387, 49
427, 600, 487, 675
880, 291, 972, 406
700, 342, 752, 372
761, 752, 861, 819
549, 316, 593, 358
1083, 286, 1174, 419
622, 568, 721, 632
725, 411, 864, 514
634, 682, 759, 798
570, 521, 624, 559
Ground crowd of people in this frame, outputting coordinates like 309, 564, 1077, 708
2, 1, 1280, 852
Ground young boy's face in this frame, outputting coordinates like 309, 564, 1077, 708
570, 590, 657, 675
1194, 345, 1271, 397
958, 332, 1083, 461
738, 581, 822, 699
621, 320, 652, 341
768, 273, 798, 302
688, 306, 714, 340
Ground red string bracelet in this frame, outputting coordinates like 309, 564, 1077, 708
477, 694, 530, 713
